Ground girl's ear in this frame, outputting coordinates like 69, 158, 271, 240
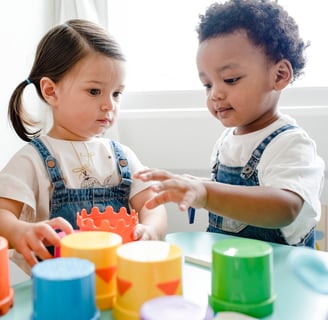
273, 59, 293, 90
40, 77, 57, 104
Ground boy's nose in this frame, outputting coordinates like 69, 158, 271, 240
210, 86, 225, 101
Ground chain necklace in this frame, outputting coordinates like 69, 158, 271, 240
70, 141, 113, 188
70, 142, 95, 179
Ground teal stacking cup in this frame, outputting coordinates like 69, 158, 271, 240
208, 238, 276, 318
31, 257, 100, 320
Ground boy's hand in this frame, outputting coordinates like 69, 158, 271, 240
133, 223, 160, 241
134, 168, 207, 211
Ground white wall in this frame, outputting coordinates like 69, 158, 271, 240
117, 89, 328, 233
118, 88, 328, 170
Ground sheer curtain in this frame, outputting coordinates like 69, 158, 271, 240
52, 0, 108, 27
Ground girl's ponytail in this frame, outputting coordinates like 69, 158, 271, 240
8, 80, 41, 142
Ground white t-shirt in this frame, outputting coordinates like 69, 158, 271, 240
1, 136, 154, 274
210, 114, 325, 245
0, 135, 152, 223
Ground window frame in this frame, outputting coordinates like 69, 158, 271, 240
120, 87, 328, 112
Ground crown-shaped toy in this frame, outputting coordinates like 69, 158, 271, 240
76, 206, 139, 243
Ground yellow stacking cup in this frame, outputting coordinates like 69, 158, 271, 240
60, 231, 122, 310
113, 240, 183, 320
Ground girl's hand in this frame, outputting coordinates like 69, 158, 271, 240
133, 223, 161, 241
134, 168, 207, 211
12, 217, 74, 267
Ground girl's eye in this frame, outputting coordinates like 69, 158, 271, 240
203, 83, 212, 90
113, 91, 122, 98
89, 88, 101, 96
224, 77, 240, 84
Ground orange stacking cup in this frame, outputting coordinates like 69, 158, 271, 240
77, 206, 138, 243
0, 237, 14, 316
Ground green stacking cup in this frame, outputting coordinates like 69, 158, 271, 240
208, 238, 276, 318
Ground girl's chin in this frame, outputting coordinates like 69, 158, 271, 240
95, 127, 111, 137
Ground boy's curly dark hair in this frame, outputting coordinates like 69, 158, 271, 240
197, 0, 309, 81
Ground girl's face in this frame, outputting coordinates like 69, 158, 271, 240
196, 30, 284, 135
45, 52, 126, 141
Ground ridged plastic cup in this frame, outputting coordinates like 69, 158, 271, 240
209, 238, 276, 318
113, 241, 183, 320
0, 237, 14, 316
60, 231, 122, 310
31, 257, 100, 320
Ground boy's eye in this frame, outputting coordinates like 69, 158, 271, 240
89, 88, 101, 96
224, 77, 240, 84
203, 84, 212, 90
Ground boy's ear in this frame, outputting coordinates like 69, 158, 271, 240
40, 77, 57, 104
273, 59, 293, 90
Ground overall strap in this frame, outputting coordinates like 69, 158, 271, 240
241, 124, 297, 179
110, 140, 131, 180
29, 138, 66, 189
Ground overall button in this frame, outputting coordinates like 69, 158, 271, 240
47, 159, 56, 168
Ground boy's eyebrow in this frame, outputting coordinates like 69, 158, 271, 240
199, 63, 242, 78
218, 63, 241, 72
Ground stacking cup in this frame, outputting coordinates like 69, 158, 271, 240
0, 237, 14, 316
60, 231, 122, 310
209, 238, 276, 318
77, 206, 138, 243
31, 257, 99, 320
140, 296, 214, 320
113, 241, 183, 320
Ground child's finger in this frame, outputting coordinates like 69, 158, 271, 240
19, 245, 39, 267
46, 217, 74, 235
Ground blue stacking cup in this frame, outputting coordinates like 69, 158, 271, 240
31, 257, 100, 320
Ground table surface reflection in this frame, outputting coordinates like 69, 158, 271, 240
4, 231, 328, 320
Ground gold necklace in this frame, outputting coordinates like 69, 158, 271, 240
70, 142, 95, 179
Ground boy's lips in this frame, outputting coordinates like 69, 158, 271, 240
216, 106, 233, 117
217, 106, 232, 112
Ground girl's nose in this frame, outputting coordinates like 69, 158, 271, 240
101, 99, 115, 111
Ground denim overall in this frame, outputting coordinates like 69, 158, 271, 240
30, 138, 132, 229
207, 124, 315, 248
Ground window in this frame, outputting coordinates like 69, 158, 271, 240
108, 0, 327, 92
108, 0, 215, 91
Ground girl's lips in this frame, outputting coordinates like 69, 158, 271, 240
98, 113, 114, 125
98, 118, 111, 126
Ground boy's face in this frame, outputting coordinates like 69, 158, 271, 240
196, 30, 282, 135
